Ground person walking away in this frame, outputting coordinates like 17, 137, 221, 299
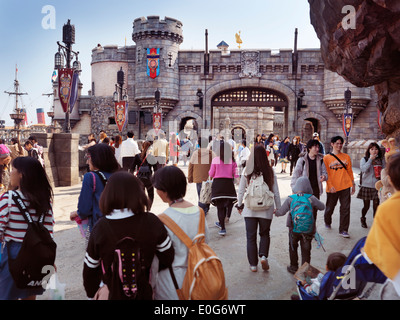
179, 135, 193, 166
275, 177, 325, 274
0, 145, 12, 193
151, 166, 209, 299
0, 157, 54, 300
169, 133, 180, 166
236, 145, 281, 272
278, 137, 290, 173
291, 139, 327, 221
130, 141, 157, 210
70, 144, 120, 240
152, 131, 169, 170
323, 136, 355, 238
120, 131, 140, 171
288, 136, 301, 176
82, 171, 174, 300
237, 139, 250, 175
208, 140, 238, 236
188, 137, 216, 216
357, 142, 384, 228
363, 152, 400, 299
112, 135, 123, 167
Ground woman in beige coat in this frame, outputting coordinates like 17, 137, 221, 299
188, 137, 216, 215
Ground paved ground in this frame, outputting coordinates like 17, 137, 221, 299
41, 162, 382, 300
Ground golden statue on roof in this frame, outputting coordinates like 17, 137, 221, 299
235, 31, 242, 49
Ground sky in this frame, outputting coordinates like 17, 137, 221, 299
0, 0, 321, 126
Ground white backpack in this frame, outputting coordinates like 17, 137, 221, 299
244, 174, 274, 211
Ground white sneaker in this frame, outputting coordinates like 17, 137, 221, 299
250, 266, 257, 272
260, 256, 270, 271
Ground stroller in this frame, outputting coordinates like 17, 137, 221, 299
297, 237, 387, 300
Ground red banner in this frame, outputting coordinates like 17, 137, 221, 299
58, 68, 74, 113
342, 113, 353, 137
153, 112, 162, 132
115, 101, 127, 132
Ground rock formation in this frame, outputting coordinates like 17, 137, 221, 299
308, 0, 400, 138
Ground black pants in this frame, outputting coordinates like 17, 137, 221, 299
362, 199, 379, 218
122, 157, 135, 171
139, 178, 154, 210
217, 202, 234, 231
324, 188, 351, 233
288, 231, 313, 268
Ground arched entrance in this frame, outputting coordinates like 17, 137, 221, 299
211, 87, 288, 137
178, 117, 198, 140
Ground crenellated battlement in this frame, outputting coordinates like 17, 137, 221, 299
132, 16, 183, 44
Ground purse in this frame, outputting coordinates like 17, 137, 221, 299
199, 178, 212, 204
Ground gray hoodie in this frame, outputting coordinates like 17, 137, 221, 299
275, 177, 325, 229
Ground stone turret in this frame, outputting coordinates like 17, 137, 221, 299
323, 69, 372, 120
132, 16, 183, 110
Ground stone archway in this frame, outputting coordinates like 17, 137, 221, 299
170, 110, 202, 138
297, 111, 328, 146
205, 78, 296, 137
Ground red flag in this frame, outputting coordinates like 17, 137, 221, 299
115, 101, 127, 132
58, 68, 74, 112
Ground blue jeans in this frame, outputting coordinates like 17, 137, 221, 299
196, 183, 210, 215
244, 218, 272, 266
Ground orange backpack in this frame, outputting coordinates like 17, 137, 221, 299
158, 209, 228, 300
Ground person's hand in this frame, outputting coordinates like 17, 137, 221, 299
70, 211, 78, 221
238, 209, 243, 215
351, 184, 356, 195
320, 175, 326, 182
329, 186, 337, 193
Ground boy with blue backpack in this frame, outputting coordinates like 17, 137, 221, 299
275, 177, 325, 274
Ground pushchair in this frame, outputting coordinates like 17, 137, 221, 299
297, 237, 387, 300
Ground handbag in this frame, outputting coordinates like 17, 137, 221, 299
199, 178, 212, 204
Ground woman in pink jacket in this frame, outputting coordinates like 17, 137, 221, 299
209, 140, 238, 236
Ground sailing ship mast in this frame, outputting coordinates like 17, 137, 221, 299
4, 65, 27, 137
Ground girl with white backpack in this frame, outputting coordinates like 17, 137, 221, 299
236, 146, 281, 272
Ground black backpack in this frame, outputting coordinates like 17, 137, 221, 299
103, 220, 152, 300
7, 191, 57, 289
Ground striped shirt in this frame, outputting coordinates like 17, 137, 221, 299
0, 190, 54, 242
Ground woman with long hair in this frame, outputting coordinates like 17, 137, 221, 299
278, 136, 290, 173
357, 142, 384, 228
70, 143, 120, 235
83, 171, 174, 299
131, 140, 157, 209
288, 136, 301, 176
113, 134, 123, 167
237, 145, 281, 272
0, 157, 54, 300
209, 140, 238, 236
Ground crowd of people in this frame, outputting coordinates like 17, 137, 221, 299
0, 128, 399, 301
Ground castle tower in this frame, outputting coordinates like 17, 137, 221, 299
323, 69, 372, 120
132, 16, 183, 112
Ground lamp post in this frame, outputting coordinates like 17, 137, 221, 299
55, 19, 80, 133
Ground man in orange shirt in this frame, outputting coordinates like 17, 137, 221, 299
323, 136, 355, 238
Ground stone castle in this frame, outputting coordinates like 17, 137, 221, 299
53, 15, 382, 152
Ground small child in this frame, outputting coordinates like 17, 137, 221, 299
293, 252, 347, 300
275, 177, 325, 274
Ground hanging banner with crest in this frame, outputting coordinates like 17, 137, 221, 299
342, 113, 353, 137
115, 101, 128, 132
58, 68, 74, 112
147, 48, 160, 79
153, 112, 162, 133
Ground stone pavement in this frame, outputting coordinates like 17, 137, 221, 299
44, 162, 382, 300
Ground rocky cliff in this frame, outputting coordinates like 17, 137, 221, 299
308, 0, 400, 138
